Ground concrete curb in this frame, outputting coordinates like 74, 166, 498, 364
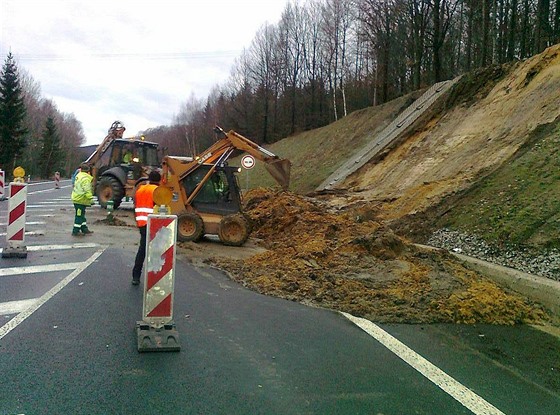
451, 252, 560, 317
414, 244, 560, 319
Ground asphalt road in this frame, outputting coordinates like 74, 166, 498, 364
0, 180, 558, 415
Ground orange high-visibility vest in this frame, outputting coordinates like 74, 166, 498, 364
134, 183, 158, 227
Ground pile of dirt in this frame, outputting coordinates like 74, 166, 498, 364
94, 217, 130, 227
211, 188, 548, 325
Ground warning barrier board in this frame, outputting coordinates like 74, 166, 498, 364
142, 214, 177, 327
2, 182, 28, 258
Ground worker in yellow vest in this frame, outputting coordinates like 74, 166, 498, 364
71, 163, 94, 236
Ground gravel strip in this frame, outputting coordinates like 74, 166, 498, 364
427, 229, 560, 282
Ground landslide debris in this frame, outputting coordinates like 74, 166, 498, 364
211, 188, 548, 325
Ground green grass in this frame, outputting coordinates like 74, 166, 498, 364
438, 119, 560, 249
231, 92, 422, 194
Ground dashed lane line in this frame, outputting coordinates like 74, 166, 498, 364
0, 262, 85, 277
0, 248, 105, 340
26, 205, 73, 208
0, 298, 37, 316
0, 243, 98, 253
0, 221, 46, 226
28, 201, 73, 204
26, 185, 71, 195
0, 231, 45, 237
341, 312, 506, 415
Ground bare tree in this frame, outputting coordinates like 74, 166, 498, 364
159, 0, 556, 148
535, 0, 552, 51
247, 24, 280, 143
320, 0, 353, 119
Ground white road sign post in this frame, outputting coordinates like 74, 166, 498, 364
241, 155, 255, 191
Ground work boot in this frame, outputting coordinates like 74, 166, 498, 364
132, 279, 140, 286
72, 232, 84, 237
82, 229, 94, 235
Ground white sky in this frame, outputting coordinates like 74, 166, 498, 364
0, 0, 288, 145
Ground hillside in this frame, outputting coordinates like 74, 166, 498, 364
246, 44, 560, 252
211, 44, 560, 326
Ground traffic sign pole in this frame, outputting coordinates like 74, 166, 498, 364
241, 155, 255, 192
246, 169, 249, 192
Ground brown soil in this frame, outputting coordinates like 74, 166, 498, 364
83, 189, 548, 325
206, 188, 548, 325
82, 189, 548, 326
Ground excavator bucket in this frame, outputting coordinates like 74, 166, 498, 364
264, 158, 291, 190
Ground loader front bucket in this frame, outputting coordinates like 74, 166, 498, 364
264, 158, 291, 190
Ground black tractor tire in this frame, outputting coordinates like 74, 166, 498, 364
96, 175, 124, 209
177, 212, 204, 242
218, 214, 250, 246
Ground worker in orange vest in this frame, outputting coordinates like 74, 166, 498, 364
132, 171, 161, 285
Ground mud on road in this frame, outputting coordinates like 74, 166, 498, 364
206, 189, 548, 325
85, 189, 548, 326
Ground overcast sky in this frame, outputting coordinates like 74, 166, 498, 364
0, 0, 289, 145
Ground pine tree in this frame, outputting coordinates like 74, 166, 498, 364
0, 52, 27, 172
39, 116, 64, 178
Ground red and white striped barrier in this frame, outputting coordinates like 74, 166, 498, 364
54, 171, 60, 189
136, 213, 180, 352
0, 170, 5, 200
2, 182, 28, 258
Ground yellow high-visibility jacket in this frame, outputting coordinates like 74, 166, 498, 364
71, 171, 93, 206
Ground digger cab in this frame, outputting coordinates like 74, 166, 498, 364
181, 164, 242, 215
168, 163, 251, 246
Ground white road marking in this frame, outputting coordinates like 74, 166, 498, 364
0, 249, 105, 340
0, 243, 99, 254
0, 231, 44, 237
0, 263, 85, 277
27, 185, 71, 195
23, 206, 56, 210
30, 201, 72, 204
341, 312, 506, 415
0, 298, 37, 316
0, 221, 45, 226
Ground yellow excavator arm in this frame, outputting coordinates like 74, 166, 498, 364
85, 120, 126, 165
168, 126, 291, 191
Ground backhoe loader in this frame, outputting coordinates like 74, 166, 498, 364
85, 121, 162, 209
161, 127, 291, 246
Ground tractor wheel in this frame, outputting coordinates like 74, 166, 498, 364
177, 213, 204, 242
218, 214, 250, 246
96, 176, 124, 209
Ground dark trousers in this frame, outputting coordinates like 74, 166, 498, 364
133, 226, 147, 282
73, 203, 89, 234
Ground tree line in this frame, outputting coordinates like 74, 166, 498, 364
1, 0, 558, 172
0, 52, 84, 180
156, 0, 560, 155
